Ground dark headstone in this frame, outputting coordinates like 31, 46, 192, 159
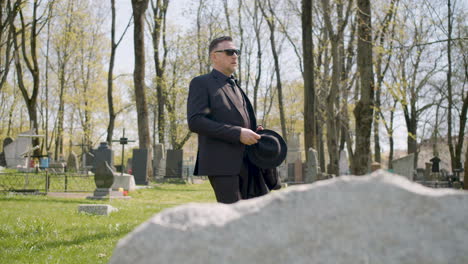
0, 152, 5, 167
115, 165, 123, 173
85, 151, 95, 166
94, 160, 115, 188
3, 137, 13, 148
1, 137, 13, 165
288, 163, 295, 182
132, 149, 149, 185
430, 156, 441, 173
94, 142, 114, 170
87, 160, 124, 200
165, 149, 183, 178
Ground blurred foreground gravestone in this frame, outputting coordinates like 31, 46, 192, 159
109, 171, 468, 264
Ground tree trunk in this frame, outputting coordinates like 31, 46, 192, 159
131, 0, 153, 180
352, 0, 374, 175
151, 0, 169, 145
259, 0, 287, 141
12, 1, 42, 156
302, 0, 316, 160
106, 0, 117, 145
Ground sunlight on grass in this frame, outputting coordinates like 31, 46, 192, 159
0, 181, 215, 264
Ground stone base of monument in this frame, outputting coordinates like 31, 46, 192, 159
111, 174, 136, 191
86, 188, 131, 200
78, 204, 118, 215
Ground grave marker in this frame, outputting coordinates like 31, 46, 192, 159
165, 149, 183, 178
132, 149, 149, 185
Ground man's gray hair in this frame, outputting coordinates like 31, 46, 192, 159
209, 36, 233, 54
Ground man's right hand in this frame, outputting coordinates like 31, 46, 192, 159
240, 128, 261, 145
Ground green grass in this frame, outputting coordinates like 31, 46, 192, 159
0, 181, 216, 264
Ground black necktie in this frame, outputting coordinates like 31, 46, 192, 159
227, 78, 242, 101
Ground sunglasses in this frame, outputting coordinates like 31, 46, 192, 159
214, 49, 241, 56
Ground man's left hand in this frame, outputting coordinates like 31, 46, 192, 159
256, 125, 264, 132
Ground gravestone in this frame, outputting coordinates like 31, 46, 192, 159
3, 137, 13, 148
0, 152, 5, 167
4, 130, 34, 168
338, 150, 349, 175
78, 204, 118, 215
294, 159, 303, 182
109, 171, 468, 264
153, 143, 165, 178
304, 148, 320, 183
0, 137, 13, 166
126, 158, 132, 173
391, 154, 415, 180
425, 162, 432, 180
132, 149, 149, 185
94, 142, 114, 171
48, 162, 66, 172
277, 164, 289, 182
67, 152, 79, 172
87, 160, 124, 200
165, 149, 183, 178
287, 163, 295, 182
286, 133, 301, 163
415, 168, 425, 181
85, 151, 95, 168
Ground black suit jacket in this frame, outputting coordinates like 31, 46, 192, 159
187, 69, 257, 176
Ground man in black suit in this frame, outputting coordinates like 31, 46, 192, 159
187, 36, 263, 203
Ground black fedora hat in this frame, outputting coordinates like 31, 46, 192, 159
247, 129, 287, 169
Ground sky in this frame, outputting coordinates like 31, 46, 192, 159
113, 0, 191, 75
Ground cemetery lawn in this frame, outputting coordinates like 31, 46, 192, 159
0, 181, 216, 264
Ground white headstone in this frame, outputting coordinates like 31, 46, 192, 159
339, 150, 349, 175
4, 130, 34, 168
109, 171, 468, 264
78, 204, 118, 215
286, 132, 301, 163
304, 148, 319, 183
112, 173, 136, 191
392, 154, 415, 180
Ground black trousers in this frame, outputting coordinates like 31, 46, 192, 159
208, 159, 249, 204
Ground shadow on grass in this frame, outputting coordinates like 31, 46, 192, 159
0, 196, 97, 204
150, 187, 206, 192
39, 228, 133, 249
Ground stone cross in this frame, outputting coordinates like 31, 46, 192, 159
73, 136, 89, 168
112, 128, 135, 177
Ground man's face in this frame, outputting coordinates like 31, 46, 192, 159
211, 41, 239, 76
